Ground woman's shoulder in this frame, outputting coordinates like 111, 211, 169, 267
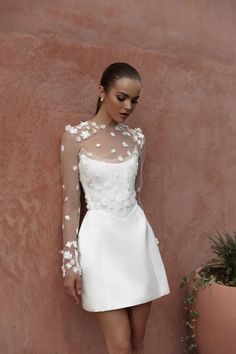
64, 120, 91, 134
120, 122, 145, 135
63, 119, 107, 143
120, 123, 145, 148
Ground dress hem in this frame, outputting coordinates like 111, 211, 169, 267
82, 290, 170, 312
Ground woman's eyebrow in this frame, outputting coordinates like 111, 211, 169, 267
116, 91, 140, 99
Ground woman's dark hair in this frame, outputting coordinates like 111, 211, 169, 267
95, 62, 141, 114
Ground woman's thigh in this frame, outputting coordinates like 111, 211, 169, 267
95, 308, 132, 353
127, 301, 152, 347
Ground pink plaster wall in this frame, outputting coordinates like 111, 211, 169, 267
1, 1, 236, 353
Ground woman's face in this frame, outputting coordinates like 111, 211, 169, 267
100, 77, 141, 124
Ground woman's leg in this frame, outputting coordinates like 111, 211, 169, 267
95, 308, 132, 354
127, 301, 152, 354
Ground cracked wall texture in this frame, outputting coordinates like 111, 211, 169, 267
1, 1, 236, 353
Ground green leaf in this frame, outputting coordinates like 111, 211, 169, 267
180, 276, 188, 287
190, 310, 199, 319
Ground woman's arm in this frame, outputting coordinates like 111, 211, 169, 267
59, 129, 82, 278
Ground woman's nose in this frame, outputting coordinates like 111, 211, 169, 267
124, 100, 131, 110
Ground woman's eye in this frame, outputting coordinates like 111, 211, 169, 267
117, 96, 139, 104
117, 96, 125, 101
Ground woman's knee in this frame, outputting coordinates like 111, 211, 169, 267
113, 337, 132, 354
96, 308, 132, 354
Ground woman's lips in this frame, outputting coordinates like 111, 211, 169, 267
120, 113, 129, 117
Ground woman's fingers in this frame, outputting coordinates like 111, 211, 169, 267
76, 276, 82, 297
66, 283, 80, 304
64, 274, 81, 304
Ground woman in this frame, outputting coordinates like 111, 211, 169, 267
59, 62, 170, 354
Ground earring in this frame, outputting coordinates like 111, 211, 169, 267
100, 97, 104, 102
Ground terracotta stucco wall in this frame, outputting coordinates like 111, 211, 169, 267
1, 1, 236, 353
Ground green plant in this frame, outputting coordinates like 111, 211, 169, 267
180, 227, 236, 353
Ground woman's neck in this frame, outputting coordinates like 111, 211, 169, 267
91, 114, 118, 129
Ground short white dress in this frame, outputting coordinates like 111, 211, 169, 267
59, 119, 170, 312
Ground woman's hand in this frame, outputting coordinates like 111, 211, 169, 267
64, 271, 82, 305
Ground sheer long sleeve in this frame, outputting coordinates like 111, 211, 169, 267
135, 135, 146, 208
59, 129, 82, 277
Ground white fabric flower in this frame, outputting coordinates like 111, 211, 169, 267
114, 124, 121, 131
80, 121, 89, 127
111, 149, 116, 154
72, 164, 78, 171
65, 240, 77, 248
65, 215, 70, 220
72, 240, 77, 247
81, 130, 91, 139
64, 124, 77, 134
64, 251, 72, 259
69, 126, 78, 134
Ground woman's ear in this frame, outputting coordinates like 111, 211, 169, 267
98, 84, 104, 97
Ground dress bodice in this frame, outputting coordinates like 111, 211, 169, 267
78, 146, 139, 218
59, 119, 145, 277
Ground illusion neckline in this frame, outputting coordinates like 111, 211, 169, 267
78, 145, 139, 165
77, 119, 121, 131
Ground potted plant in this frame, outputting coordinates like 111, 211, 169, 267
180, 227, 236, 354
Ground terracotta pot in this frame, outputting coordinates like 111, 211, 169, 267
195, 280, 236, 354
